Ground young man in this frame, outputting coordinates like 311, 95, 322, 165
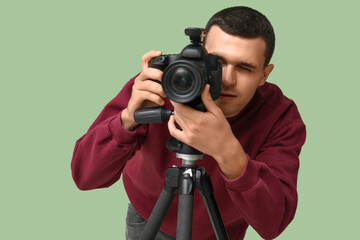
71, 6, 306, 240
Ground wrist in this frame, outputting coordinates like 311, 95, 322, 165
215, 138, 247, 180
121, 108, 139, 131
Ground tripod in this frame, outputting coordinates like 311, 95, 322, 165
139, 141, 229, 240
134, 107, 229, 239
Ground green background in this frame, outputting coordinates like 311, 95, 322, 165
1, 0, 359, 239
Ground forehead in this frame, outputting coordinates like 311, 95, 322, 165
205, 25, 266, 67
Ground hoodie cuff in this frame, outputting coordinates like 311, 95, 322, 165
108, 110, 148, 145
220, 154, 260, 193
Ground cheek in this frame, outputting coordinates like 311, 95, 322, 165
235, 75, 256, 91
236, 78, 259, 99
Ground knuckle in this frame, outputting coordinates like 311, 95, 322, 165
133, 80, 143, 90
168, 125, 175, 135
134, 77, 141, 85
131, 84, 140, 94
196, 118, 204, 126
141, 68, 149, 76
151, 95, 160, 103
142, 50, 155, 61
187, 128, 196, 139
136, 72, 146, 81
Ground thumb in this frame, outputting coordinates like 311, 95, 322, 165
201, 84, 219, 114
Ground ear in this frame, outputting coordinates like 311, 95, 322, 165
258, 64, 274, 86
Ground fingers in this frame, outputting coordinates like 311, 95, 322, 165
135, 50, 166, 98
141, 79, 166, 97
124, 50, 166, 125
142, 50, 162, 69
136, 67, 163, 83
168, 115, 183, 141
135, 68, 165, 98
170, 101, 193, 121
134, 81, 166, 105
170, 84, 220, 119
201, 84, 221, 115
135, 90, 165, 106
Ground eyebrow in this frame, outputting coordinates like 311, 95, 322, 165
217, 55, 257, 70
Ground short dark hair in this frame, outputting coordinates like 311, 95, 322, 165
204, 6, 275, 66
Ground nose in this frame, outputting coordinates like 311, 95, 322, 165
222, 65, 236, 87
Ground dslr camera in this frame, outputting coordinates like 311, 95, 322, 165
150, 28, 222, 111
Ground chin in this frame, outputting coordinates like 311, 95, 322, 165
220, 107, 238, 118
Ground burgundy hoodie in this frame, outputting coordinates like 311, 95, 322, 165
71, 75, 306, 239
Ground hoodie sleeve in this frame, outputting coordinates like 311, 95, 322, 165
71, 75, 148, 190
221, 118, 306, 239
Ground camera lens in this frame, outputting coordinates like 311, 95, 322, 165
168, 67, 194, 94
162, 61, 205, 103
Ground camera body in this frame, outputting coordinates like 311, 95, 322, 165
150, 28, 222, 111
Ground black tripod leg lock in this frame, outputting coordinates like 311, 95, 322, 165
163, 167, 180, 193
196, 167, 214, 197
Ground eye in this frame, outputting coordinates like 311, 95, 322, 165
237, 65, 252, 72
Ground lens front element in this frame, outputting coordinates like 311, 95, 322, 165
162, 61, 205, 103
169, 67, 195, 94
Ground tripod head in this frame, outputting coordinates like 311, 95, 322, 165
134, 107, 203, 165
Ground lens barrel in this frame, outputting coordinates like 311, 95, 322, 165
162, 61, 206, 103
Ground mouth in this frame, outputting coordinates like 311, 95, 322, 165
219, 92, 237, 101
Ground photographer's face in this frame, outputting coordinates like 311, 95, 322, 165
205, 25, 274, 118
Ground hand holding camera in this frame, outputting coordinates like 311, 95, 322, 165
123, 28, 222, 132
121, 50, 166, 131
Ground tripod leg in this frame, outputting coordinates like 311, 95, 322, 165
176, 169, 195, 240
140, 168, 179, 240
197, 168, 229, 240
